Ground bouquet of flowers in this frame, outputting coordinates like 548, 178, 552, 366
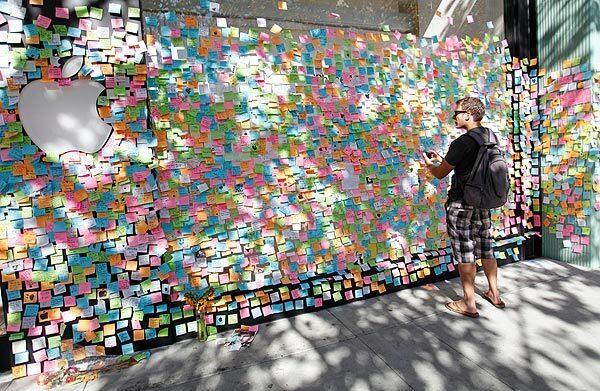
184, 287, 216, 341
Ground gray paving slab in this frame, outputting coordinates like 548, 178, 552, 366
434, 258, 572, 299
326, 294, 411, 334
415, 279, 600, 391
166, 338, 413, 391
85, 310, 355, 391
358, 324, 513, 391
374, 282, 457, 322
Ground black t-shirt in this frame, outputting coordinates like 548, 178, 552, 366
444, 129, 481, 201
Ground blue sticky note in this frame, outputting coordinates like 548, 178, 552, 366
122, 343, 134, 354
117, 331, 130, 342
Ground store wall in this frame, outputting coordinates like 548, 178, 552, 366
0, 0, 529, 379
537, 0, 600, 267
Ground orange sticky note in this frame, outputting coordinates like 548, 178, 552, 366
134, 329, 145, 341
103, 323, 116, 336
12, 365, 26, 379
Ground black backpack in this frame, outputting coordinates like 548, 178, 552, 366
462, 127, 510, 209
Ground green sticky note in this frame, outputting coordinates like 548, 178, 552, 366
7, 312, 21, 325
53, 25, 68, 35
206, 326, 218, 341
39, 29, 52, 42
114, 85, 126, 96
48, 336, 61, 349
159, 314, 171, 325
381, 24, 390, 32
128, 7, 140, 18
90, 7, 103, 20
9, 332, 25, 341
158, 328, 169, 337
140, 279, 152, 292
75, 6, 89, 18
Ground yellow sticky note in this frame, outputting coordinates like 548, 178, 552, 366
12, 365, 26, 379
278, 1, 288, 10
270, 24, 282, 34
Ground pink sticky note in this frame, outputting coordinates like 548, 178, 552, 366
64, 296, 76, 307
262, 305, 273, 316
35, 15, 52, 29
33, 350, 48, 363
45, 323, 59, 335
79, 19, 92, 31
466, 14, 474, 23
56, 8, 69, 19
112, 18, 124, 29
38, 290, 52, 302
27, 326, 43, 337
48, 67, 62, 79
79, 282, 92, 294
44, 360, 59, 373
240, 307, 251, 318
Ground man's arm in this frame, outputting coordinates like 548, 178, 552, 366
426, 159, 454, 179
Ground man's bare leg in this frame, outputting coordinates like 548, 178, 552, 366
453, 263, 478, 313
481, 258, 503, 304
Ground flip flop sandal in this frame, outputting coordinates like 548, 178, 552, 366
481, 293, 506, 309
445, 301, 480, 318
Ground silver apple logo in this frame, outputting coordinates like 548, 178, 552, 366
17, 56, 113, 155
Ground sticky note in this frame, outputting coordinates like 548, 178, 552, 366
109, 3, 122, 14
128, 7, 141, 18
270, 24, 282, 34
90, 7, 103, 20
75, 6, 89, 18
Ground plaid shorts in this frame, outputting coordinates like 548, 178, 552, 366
445, 200, 494, 264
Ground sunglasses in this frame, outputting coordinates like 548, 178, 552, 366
453, 110, 468, 117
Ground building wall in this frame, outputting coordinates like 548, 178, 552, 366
143, 0, 504, 40
536, 0, 600, 267
418, 0, 504, 41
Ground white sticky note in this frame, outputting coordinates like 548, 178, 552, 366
109, 3, 122, 14
8, 19, 23, 33
257, 18, 267, 28
125, 21, 139, 34
12, 340, 27, 354
216, 17, 227, 28
466, 14, 474, 23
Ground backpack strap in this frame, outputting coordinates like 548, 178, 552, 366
466, 127, 498, 147
464, 128, 495, 184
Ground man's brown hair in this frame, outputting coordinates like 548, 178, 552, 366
456, 97, 485, 122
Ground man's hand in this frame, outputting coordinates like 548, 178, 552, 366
427, 151, 442, 164
421, 150, 441, 167
421, 151, 454, 180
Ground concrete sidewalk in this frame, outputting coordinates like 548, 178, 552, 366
3, 258, 600, 391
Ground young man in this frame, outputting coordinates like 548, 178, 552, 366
422, 97, 505, 318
